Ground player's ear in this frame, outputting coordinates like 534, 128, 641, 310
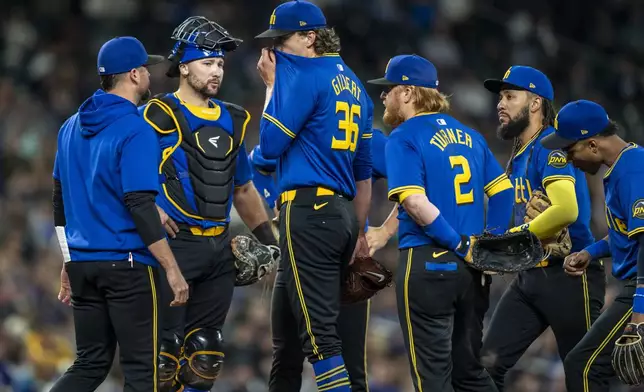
402, 86, 413, 104
179, 63, 189, 77
530, 95, 542, 114
588, 139, 599, 153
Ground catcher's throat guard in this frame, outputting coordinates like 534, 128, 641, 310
469, 231, 545, 274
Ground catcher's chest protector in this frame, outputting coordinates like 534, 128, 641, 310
144, 94, 249, 220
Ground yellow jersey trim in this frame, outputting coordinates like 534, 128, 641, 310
628, 227, 644, 238
514, 128, 544, 158
263, 113, 296, 138
542, 174, 575, 188
388, 185, 425, 202
604, 143, 637, 178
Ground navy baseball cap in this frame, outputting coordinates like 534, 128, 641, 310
367, 54, 439, 89
97, 37, 164, 76
541, 100, 611, 150
484, 65, 554, 101
256, 0, 327, 39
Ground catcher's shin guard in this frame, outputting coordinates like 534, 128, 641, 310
159, 334, 183, 392
177, 328, 225, 390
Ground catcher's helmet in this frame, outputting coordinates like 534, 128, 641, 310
166, 16, 242, 78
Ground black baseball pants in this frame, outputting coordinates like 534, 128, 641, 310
269, 187, 359, 389
160, 226, 236, 342
50, 260, 160, 392
481, 260, 606, 391
396, 245, 497, 392
563, 278, 634, 392
269, 295, 370, 391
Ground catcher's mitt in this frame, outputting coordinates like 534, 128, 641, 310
468, 231, 544, 273
231, 234, 279, 286
612, 322, 644, 386
525, 190, 572, 257
341, 256, 393, 304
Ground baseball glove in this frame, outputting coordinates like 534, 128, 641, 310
231, 234, 280, 286
341, 256, 393, 304
525, 190, 572, 258
467, 231, 545, 273
612, 322, 644, 386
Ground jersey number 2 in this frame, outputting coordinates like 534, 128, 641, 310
333, 101, 360, 152
449, 155, 474, 205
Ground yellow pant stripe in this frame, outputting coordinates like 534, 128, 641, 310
319, 379, 351, 391
404, 249, 423, 391
286, 200, 322, 359
582, 307, 633, 392
365, 299, 371, 392
147, 266, 158, 392
582, 272, 591, 331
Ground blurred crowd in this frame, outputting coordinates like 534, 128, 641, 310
2, 0, 644, 391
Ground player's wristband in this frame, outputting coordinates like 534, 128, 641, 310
634, 287, 644, 314
583, 239, 610, 259
253, 221, 278, 246
423, 214, 461, 251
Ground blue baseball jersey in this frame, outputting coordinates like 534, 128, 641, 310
386, 113, 510, 249
509, 127, 594, 253
371, 129, 388, 180
603, 143, 644, 280
260, 50, 373, 198
140, 93, 253, 229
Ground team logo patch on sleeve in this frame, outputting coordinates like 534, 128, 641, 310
633, 199, 644, 219
547, 150, 568, 168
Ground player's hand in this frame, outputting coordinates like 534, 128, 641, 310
257, 48, 276, 88
564, 250, 591, 276
166, 267, 189, 307
157, 205, 179, 238
58, 266, 72, 306
350, 234, 369, 265
366, 226, 389, 257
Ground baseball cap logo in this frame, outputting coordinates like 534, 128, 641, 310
402, 75, 409, 81
503, 67, 512, 80
529, 83, 536, 88
299, 21, 307, 26
581, 129, 588, 135
269, 10, 276, 25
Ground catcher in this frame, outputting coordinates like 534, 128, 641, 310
480, 66, 605, 391
542, 100, 644, 391
141, 17, 279, 392
368, 54, 515, 392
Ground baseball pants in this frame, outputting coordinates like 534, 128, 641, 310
269, 187, 359, 389
481, 260, 606, 391
397, 245, 497, 392
269, 295, 371, 391
160, 226, 236, 342
50, 261, 160, 392
563, 278, 634, 392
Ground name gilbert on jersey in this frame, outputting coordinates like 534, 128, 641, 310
430, 128, 473, 152
331, 73, 362, 101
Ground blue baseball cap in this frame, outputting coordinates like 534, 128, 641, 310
541, 100, 611, 150
256, 0, 327, 39
484, 65, 554, 101
367, 54, 439, 89
97, 37, 164, 76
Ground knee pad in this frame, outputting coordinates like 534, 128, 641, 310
178, 328, 225, 390
159, 333, 183, 392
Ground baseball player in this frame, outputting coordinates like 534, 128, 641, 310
480, 66, 606, 390
255, 1, 374, 391
141, 17, 279, 392
251, 130, 388, 391
368, 54, 514, 392
542, 100, 644, 391
50, 37, 189, 392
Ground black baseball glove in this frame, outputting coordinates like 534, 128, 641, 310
459, 231, 545, 274
341, 256, 393, 304
231, 234, 279, 286
612, 322, 644, 386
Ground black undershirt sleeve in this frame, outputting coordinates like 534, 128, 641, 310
53, 179, 66, 226
124, 191, 165, 246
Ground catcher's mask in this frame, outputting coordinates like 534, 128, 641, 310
166, 16, 242, 78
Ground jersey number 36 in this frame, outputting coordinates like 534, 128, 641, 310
332, 101, 361, 152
